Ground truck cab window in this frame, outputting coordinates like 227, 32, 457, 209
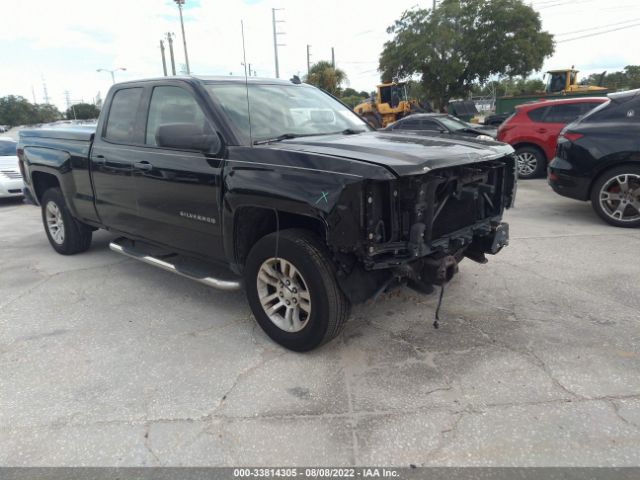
146, 86, 209, 146
104, 88, 143, 143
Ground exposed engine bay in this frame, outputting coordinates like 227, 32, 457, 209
331, 155, 517, 303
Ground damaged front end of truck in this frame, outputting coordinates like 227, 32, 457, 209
325, 154, 517, 303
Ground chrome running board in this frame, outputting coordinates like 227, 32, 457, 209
109, 238, 242, 291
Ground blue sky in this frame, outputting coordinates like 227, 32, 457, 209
1, 0, 637, 111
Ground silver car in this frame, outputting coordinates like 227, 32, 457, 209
0, 138, 23, 198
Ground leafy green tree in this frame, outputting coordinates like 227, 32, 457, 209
339, 87, 370, 108
33, 104, 62, 123
65, 103, 100, 120
0, 95, 61, 126
341, 87, 359, 97
340, 95, 368, 108
0, 95, 34, 126
380, 0, 554, 110
584, 65, 640, 91
473, 77, 545, 97
304, 61, 348, 96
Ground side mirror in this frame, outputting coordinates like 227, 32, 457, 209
156, 123, 222, 154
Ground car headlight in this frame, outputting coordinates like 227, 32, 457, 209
476, 134, 494, 142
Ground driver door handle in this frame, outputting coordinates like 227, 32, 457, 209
93, 155, 106, 165
134, 161, 153, 171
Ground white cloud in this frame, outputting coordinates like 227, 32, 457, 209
1, 0, 638, 111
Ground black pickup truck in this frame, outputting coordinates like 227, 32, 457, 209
18, 76, 516, 351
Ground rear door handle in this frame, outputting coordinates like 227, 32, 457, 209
93, 155, 106, 165
134, 161, 153, 171
536, 128, 547, 133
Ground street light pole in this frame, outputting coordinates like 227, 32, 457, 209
96, 67, 127, 84
174, 0, 190, 74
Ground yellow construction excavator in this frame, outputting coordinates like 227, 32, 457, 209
353, 81, 430, 128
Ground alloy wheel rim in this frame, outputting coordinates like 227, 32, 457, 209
517, 152, 537, 176
599, 174, 640, 222
256, 257, 311, 333
45, 201, 65, 245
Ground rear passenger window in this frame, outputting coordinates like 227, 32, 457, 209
397, 118, 420, 129
145, 86, 209, 146
526, 107, 548, 122
420, 120, 440, 131
104, 88, 143, 143
544, 104, 584, 123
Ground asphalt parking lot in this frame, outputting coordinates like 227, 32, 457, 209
1, 179, 639, 466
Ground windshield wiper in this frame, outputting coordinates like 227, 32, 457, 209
253, 133, 301, 145
340, 128, 366, 135
253, 132, 340, 145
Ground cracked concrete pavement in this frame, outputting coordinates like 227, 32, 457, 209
0, 179, 639, 466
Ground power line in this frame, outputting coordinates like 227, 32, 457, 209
556, 17, 640, 36
557, 22, 640, 42
537, 0, 595, 9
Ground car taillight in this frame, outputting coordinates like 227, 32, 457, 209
560, 132, 583, 142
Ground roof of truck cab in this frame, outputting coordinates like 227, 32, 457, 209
113, 75, 299, 86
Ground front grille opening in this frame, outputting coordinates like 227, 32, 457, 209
430, 162, 505, 238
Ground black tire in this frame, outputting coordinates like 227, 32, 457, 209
515, 146, 546, 179
590, 165, 640, 228
362, 112, 381, 129
41, 187, 93, 255
244, 229, 350, 352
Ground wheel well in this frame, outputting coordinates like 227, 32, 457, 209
234, 207, 327, 267
588, 162, 640, 198
513, 142, 547, 160
31, 172, 60, 202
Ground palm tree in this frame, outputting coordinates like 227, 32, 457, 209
304, 61, 348, 96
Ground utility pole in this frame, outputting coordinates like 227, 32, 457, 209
306, 44, 311, 75
64, 91, 72, 110
166, 33, 177, 75
160, 39, 168, 76
331, 47, 335, 68
31, 86, 37, 104
174, 0, 190, 74
272, 8, 285, 78
433, 0, 436, 10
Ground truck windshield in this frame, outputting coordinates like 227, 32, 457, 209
205, 83, 370, 145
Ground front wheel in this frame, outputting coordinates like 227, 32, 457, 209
244, 229, 350, 352
590, 166, 640, 228
515, 146, 546, 179
41, 188, 93, 254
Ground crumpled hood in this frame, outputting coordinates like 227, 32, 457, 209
269, 131, 514, 176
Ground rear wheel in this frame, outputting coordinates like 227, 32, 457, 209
515, 146, 546, 179
244, 229, 350, 351
590, 166, 640, 228
41, 188, 92, 254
